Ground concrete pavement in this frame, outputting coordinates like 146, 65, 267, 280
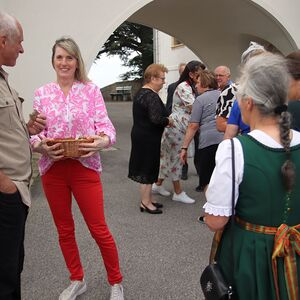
22, 101, 212, 300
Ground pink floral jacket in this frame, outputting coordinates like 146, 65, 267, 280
30, 81, 116, 175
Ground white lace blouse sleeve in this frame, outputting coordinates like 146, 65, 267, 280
203, 138, 244, 216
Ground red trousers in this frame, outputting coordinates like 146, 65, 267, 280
41, 160, 122, 285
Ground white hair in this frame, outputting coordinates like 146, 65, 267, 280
241, 41, 266, 65
238, 53, 289, 115
239, 52, 295, 192
0, 11, 18, 41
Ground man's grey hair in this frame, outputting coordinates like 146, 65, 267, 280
223, 66, 231, 76
0, 11, 18, 41
215, 65, 231, 76
238, 53, 289, 115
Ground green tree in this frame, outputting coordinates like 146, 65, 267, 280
96, 21, 153, 80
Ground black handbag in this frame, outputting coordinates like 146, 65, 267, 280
200, 139, 235, 300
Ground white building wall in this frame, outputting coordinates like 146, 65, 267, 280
2, 0, 300, 118
252, 0, 300, 47
154, 31, 201, 102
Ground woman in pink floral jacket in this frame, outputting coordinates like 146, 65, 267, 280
31, 37, 124, 300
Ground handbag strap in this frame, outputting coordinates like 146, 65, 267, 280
230, 138, 235, 222
229, 138, 235, 289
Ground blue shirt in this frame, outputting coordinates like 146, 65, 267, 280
227, 101, 250, 134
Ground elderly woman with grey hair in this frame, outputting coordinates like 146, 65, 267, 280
203, 53, 300, 299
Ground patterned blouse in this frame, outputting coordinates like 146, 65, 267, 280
30, 81, 116, 175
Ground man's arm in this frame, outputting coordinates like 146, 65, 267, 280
215, 85, 236, 132
216, 116, 227, 132
0, 170, 17, 193
27, 111, 47, 136
223, 101, 241, 138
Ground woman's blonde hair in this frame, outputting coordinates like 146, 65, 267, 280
144, 64, 168, 84
52, 36, 90, 83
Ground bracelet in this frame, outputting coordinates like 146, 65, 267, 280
181, 147, 188, 150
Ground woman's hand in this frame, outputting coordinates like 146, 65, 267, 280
167, 117, 174, 128
180, 148, 187, 165
32, 136, 64, 161
79, 134, 110, 158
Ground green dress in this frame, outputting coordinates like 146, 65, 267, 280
217, 135, 300, 300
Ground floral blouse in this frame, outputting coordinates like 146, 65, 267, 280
30, 81, 116, 175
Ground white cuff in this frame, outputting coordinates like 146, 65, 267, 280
203, 202, 232, 217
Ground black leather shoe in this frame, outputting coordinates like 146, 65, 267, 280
198, 215, 205, 224
195, 185, 204, 192
152, 202, 163, 208
140, 203, 162, 214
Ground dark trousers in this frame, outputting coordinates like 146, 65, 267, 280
194, 132, 201, 175
197, 144, 219, 188
0, 190, 28, 300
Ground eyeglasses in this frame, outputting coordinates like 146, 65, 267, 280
158, 77, 165, 81
215, 74, 226, 77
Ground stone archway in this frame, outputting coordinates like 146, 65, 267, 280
3, 0, 299, 115
128, 0, 298, 75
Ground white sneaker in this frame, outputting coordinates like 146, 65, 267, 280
59, 279, 87, 300
152, 183, 171, 196
110, 284, 124, 300
172, 191, 195, 204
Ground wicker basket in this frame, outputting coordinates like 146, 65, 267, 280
46, 138, 94, 158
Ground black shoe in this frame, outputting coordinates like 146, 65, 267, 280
140, 203, 162, 214
195, 185, 204, 192
152, 202, 163, 208
198, 215, 205, 224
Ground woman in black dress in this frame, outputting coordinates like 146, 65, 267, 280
128, 64, 172, 214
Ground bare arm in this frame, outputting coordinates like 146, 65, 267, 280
180, 122, 199, 164
216, 116, 228, 132
224, 124, 239, 140
204, 213, 229, 232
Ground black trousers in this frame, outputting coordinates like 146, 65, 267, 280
197, 144, 219, 188
193, 132, 201, 175
0, 190, 28, 300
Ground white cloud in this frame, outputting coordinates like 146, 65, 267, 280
88, 54, 130, 88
